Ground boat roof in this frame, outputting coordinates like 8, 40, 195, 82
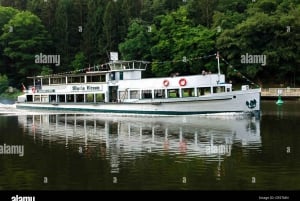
27, 60, 150, 79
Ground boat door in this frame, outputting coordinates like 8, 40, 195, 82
109, 86, 118, 102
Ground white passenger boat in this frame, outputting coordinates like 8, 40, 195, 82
16, 56, 261, 116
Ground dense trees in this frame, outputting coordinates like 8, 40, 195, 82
0, 0, 299, 88
0, 10, 51, 85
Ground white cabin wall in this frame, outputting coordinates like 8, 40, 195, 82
117, 74, 225, 91
123, 71, 142, 80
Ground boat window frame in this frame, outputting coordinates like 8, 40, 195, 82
182, 88, 195, 97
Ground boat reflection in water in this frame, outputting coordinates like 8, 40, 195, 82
18, 113, 261, 177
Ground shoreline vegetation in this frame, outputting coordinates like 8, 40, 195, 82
0, 88, 22, 101
0, 0, 299, 90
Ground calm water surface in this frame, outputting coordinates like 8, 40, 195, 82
0, 100, 299, 191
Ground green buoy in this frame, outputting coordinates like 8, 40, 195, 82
276, 95, 284, 105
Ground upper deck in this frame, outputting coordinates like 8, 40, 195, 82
108, 60, 149, 71
27, 60, 150, 88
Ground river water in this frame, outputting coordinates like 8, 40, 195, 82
0, 100, 299, 195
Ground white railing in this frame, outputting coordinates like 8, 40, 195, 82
261, 88, 300, 96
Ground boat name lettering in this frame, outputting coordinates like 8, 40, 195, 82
87, 86, 100, 90
72, 86, 100, 91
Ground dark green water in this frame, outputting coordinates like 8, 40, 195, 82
0, 101, 299, 192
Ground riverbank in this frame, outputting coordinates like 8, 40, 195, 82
261, 88, 300, 100
0, 91, 21, 104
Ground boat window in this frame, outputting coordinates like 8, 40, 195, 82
41, 95, 48, 102
120, 72, 123, 80
58, 95, 65, 103
110, 72, 115, 81
213, 86, 225, 93
154, 89, 165, 98
76, 94, 84, 102
86, 94, 94, 102
34, 95, 41, 102
87, 75, 106, 82
198, 87, 211, 96
142, 90, 152, 99
167, 89, 180, 98
42, 78, 49, 85
51, 77, 66, 84
67, 76, 85, 83
96, 93, 105, 102
49, 95, 56, 102
130, 90, 139, 99
26, 95, 33, 102
67, 94, 74, 102
182, 88, 194, 97
119, 91, 127, 100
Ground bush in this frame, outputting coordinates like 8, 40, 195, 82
0, 74, 9, 93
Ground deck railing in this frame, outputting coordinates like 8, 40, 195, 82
261, 88, 300, 97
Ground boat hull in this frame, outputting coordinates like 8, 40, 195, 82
15, 89, 260, 116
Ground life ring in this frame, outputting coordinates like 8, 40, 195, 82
163, 79, 169, 87
179, 78, 187, 86
32, 87, 36, 93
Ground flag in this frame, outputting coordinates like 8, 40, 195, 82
21, 83, 26, 92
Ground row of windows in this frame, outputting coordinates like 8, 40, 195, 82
28, 93, 105, 103
119, 87, 226, 100
40, 75, 106, 85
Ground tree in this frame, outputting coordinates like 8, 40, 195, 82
26, 0, 59, 35
71, 51, 87, 71
82, 0, 106, 65
186, 0, 218, 27
0, 11, 52, 85
0, 0, 27, 10
216, 0, 300, 85
119, 19, 154, 77
119, 19, 152, 61
52, 0, 86, 73
0, 6, 19, 35
0, 73, 9, 93
150, 6, 216, 77
101, 1, 121, 54
0, 6, 19, 75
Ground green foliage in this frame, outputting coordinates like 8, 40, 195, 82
0, 10, 52, 85
0, 6, 18, 35
186, 0, 218, 27
216, 0, 300, 86
0, 73, 8, 93
119, 19, 152, 60
40, 66, 53, 76
102, 1, 121, 52
83, 0, 106, 64
0, 0, 299, 87
71, 52, 87, 71
150, 6, 215, 76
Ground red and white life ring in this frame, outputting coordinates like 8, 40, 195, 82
163, 79, 169, 87
179, 78, 187, 86
32, 87, 36, 93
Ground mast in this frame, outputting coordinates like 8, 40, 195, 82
216, 51, 220, 83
